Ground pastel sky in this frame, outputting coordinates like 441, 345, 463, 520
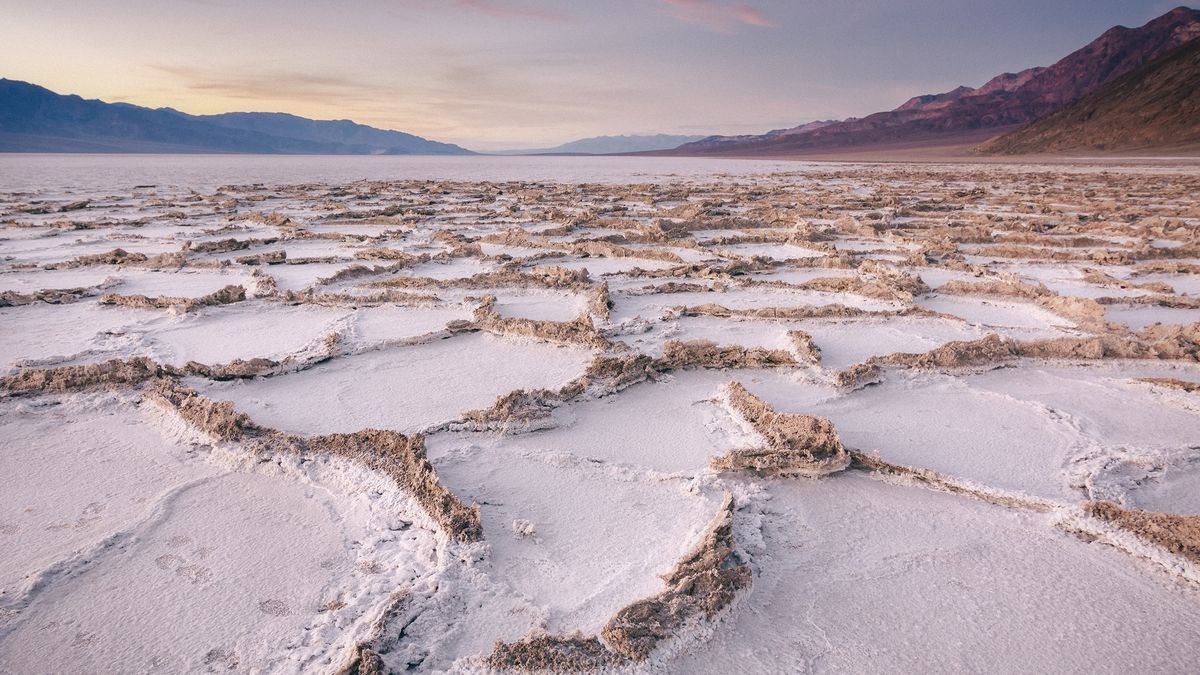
1, 0, 1183, 150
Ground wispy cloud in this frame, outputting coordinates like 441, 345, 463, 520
659, 0, 775, 32
150, 61, 645, 147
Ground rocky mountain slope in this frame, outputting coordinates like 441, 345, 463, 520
979, 36, 1200, 154
667, 6, 1200, 156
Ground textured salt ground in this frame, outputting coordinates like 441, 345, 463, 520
916, 294, 1075, 334
427, 370, 756, 474
239, 238, 357, 261
612, 311, 991, 368
477, 243, 558, 259
689, 229, 750, 242
4, 163, 1200, 673
0, 237, 178, 267
609, 287, 901, 325
393, 257, 499, 281
712, 243, 827, 260
194, 333, 594, 436
791, 316, 992, 370
624, 244, 718, 263
549, 257, 677, 276
137, 302, 350, 366
743, 373, 1082, 501
964, 364, 1200, 449
1131, 272, 1200, 296
663, 474, 1200, 675
0, 394, 439, 674
1104, 304, 1200, 330
963, 364, 1200, 514
432, 444, 719, 635
101, 269, 258, 299
743, 268, 858, 285
346, 304, 472, 348
0, 266, 121, 293
0, 471, 436, 674
488, 289, 592, 322
263, 262, 366, 292
913, 267, 992, 290
302, 222, 405, 237
0, 302, 152, 371
609, 315, 803, 360
0, 394, 221, 594
994, 263, 1155, 299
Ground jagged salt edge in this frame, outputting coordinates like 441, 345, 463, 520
1056, 507, 1200, 586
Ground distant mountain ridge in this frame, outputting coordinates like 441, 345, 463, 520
665, 6, 1200, 156
496, 134, 707, 155
979, 35, 1200, 154
0, 79, 474, 155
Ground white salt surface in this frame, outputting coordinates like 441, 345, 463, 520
0, 302, 152, 370
435, 446, 717, 633
347, 304, 472, 347
1105, 303, 1200, 329
490, 289, 591, 321
669, 474, 1200, 674
196, 333, 593, 435
257, 262, 364, 292
103, 269, 257, 298
5, 158, 1200, 673
0, 266, 120, 293
918, 294, 1074, 333
747, 373, 1082, 500
551, 256, 677, 276
140, 302, 350, 366
429, 370, 747, 474
609, 286, 899, 325
0, 394, 439, 674
714, 242, 826, 259
798, 316, 991, 369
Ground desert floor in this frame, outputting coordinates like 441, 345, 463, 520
2, 159, 1199, 673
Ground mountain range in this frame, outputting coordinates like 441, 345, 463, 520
0, 80, 473, 155
3, 6, 1198, 158
663, 6, 1200, 157
493, 134, 707, 155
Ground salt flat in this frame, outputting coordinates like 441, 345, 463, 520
1, 156, 1199, 673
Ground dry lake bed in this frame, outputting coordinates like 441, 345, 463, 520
1, 156, 1199, 673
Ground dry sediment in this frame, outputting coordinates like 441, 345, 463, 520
712, 382, 849, 477
1136, 377, 1200, 392
0, 287, 95, 306
472, 296, 606, 348
146, 380, 484, 542
849, 451, 1055, 511
600, 493, 751, 660
655, 340, 795, 370
486, 494, 750, 671
146, 377, 261, 441
1084, 501, 1200, 566
834, 362, 882, 389
786, 330, 822, 365
1, 357, 162, 396
306, 430, 484, 543
99, 284, 246, 311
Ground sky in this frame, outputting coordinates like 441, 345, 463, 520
1, 0, 1185, 150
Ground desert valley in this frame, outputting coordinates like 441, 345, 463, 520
2, 3, 1200, 674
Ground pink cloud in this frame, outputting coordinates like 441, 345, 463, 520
660, 0, 776, 32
